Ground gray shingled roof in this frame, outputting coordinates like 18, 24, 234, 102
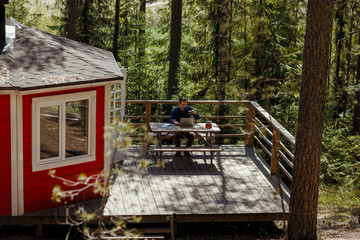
0, 20, 123, 90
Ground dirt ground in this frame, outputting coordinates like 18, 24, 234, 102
317, 207, 360, 240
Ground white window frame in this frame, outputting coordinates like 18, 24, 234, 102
32, 91, 97, 172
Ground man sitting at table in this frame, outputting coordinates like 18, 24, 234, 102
169, 97, 201, 157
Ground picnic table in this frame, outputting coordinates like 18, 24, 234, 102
149, 122, 223, 164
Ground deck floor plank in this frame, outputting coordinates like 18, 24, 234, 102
188, 155, 219, 214
171, 155, 204, 214
184, 154, 223, 214
147, 156, 174, 214
203, 154, 237, 214
222, 146, 266, 214
163, 153, 195, 214
154, 153, 186, 213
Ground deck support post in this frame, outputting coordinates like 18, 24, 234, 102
245, 103, 255, 147
145, 102, 152, 132
271, 128, 280, 175
167, 214, 175, 240
34, 220, 43, 237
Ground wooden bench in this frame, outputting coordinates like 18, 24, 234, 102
143, 131, 175, 152
152, 146, 223, 164
143, 132, 214, 152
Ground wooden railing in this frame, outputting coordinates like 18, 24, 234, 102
247, 102, 295, 182
112, 99, 295, 182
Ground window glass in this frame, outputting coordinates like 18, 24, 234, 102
40, 105, 59, 159
65, 100, 89, 158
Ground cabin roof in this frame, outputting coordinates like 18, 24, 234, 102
0, 19, 123, 90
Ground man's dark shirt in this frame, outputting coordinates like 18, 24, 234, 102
169, 106, 200, 123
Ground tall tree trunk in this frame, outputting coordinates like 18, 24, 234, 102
333, 1, 346, 119
112, 0, 120, 61
343, 1, 355, 117
67, 0, 77, 40
167, 0, 182, 100
139, 0, 146, 57
213, 0, 221, 100
345, 2, 354, 85
218, 0, 229, 120
227, 0, 233, 84
123, 0, 130, 68
219, 0, 228, 102
253, 0, 268, 110
137, 0, 146, 101
243, 0, 248, 89
287, 1, 334, 239
83, 0, 90, 44
353, 34, 360, 135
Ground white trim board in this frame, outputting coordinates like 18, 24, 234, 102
16, 95, 24, 216
10, 94, 18, 216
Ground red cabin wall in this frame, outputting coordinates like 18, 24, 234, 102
0, 95, 12, 216
22, 87, 105, 213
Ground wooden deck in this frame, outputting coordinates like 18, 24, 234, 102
105, 145, 289, 222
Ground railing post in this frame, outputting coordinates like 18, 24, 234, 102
145, 102, 151, 131
120, 68, 126, 122
245, 103, 255, 147
271, 128, 280, 175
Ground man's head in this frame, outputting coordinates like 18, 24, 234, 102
179, 97, 188, 111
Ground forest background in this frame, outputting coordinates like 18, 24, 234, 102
5, 0, 360, 216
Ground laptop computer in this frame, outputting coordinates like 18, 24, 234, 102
179, 117, 194, 126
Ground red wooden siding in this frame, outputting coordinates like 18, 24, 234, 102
0, 95, 12, 216
22, 87, 105, 213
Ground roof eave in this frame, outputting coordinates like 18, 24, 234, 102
0, 76, 123, 92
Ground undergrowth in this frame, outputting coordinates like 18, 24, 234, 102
318, 184, 360, 216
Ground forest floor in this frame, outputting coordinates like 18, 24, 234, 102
317, 206, 360, 240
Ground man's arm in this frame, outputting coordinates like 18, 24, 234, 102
188, 106, 200, 119
169, 108, 179, 125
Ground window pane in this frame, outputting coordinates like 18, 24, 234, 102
40, 106, 59, 159
66, 100, 89, 158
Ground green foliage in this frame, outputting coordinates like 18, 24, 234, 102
321, 118, 360, 187
5, 0, 36, 27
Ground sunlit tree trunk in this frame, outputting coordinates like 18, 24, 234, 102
167, 0, 182, 100
287, 0, 334, 239
67, 0, 77, 40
